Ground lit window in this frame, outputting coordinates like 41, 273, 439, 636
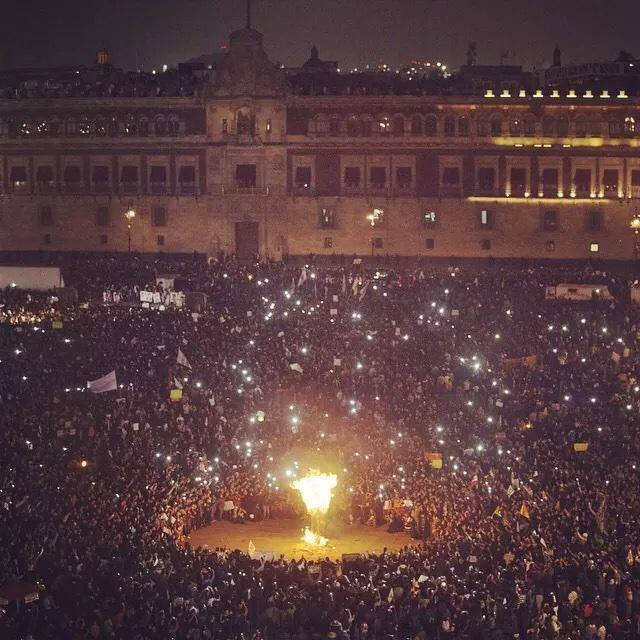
589, 242, 599, 253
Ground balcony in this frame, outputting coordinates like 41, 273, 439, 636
178, 182, 198, 196
540, 184, 559, 198
439, 184, 462, 198
393, 183, 415, 197
368, 183, 389, 196
150, 182, 168, 195
36, 181, 55, 194
120, 182, 139, 195
475, 186, 498, 197
293, 184, 315, 197
342, 182, 364, 196
10, 181, 29, 194
62, 182, 83, 195
92, 182, 111, 194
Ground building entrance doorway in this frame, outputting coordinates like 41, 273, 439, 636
235, 221, 259, 262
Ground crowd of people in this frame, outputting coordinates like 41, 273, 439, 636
1, 253, 639, 640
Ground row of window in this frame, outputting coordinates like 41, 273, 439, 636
4, 164, 198, 195
40, 233, 167, 246
38, 206, 169, 228
318, 207, 607, 232
1, 115, 185, 138
321, 236, 601, 254
308, 113, 640, 138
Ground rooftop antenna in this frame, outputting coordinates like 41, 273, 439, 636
246, 0, 252, 28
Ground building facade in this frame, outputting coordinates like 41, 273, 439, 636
1, 28, 640, 261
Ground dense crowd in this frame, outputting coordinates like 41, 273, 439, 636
1, 254, 639, 640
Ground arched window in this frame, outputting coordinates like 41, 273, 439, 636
108, 116, 119, 137
490, 116, 502, 136
557, 117, 569, 137
35, 120, 49, 136
123, 116, 137, 136
575, 117, 587, 137
78, 117, 90, 136
94, 117, 106, 137
410, 115, 423, 135
625, 116, 635, 134
235, 111, 252, 135
458, 116, 469, 136
509, 118, 522, 136
392, 115, 404, 136
346, 116, 361, 137
443, 116, 455, 136
155, 116, 167, 136
424, 115, 437, 135
311, 114, 329, 135
542, 117, 555, 137
523, 119, 536, 136
378, 116, 391, 135
19, 120, 33, 137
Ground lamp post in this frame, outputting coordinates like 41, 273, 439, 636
124, 204, 136, 252
631, 211, 640, 261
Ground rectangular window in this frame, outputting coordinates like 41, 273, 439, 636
294, 166, 312, 189
541, 168, 558, 196
96, 206, 110, 227
178, 165, 196, 194
546, 240, 555, 252
479, 209, 494, 229
586, 210, 603, 232
631, 169, 640, 187
602, 169, 619, 195
574, 168, 591, 196
92, 165, 109, 184
344, 166, 361, 187
442, 167, 460, 185
423, 211, 437, 228
149, 166, 167, 194
43, 233, 51, 245
369, 166, 387, 188
10, 166, 28, 190
120, 165, 139, 193
323, 237, 333, 249
589, 242, 599, 253
373, 237, 383, 249
235, 164, 257, 188
396, 166, 412, 188
39, 206, 53, 226
542, 210, 558, 231
477, 167, 495, 193
510, 168, 527, 195
153, 207, 167, 227
99, 234, 108, 245
481, 239, 491, 251
157, 234, 165, 246
319, 207, 336, 229
425, 238, 435, 250
63, 165, 81, 183
36, 165, 54, 185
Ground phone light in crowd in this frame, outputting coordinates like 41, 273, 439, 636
80, 460, 88, 468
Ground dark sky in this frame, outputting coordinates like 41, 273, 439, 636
0, 0, 635, 72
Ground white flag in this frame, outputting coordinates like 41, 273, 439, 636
289, 363, 304, 373
173, 377, 184, 390
359, 280, 370, 301
297, 267, 308, 288
87, 370, 117, 394
177, 348, 192, 370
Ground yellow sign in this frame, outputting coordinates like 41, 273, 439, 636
170, 388, 183, 401
430, 458, 443, 469
573, 442, 589, 452
52, 321, 63, 329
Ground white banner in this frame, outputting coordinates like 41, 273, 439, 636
87, 370, 117, 394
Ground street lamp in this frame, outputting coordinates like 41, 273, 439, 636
631, 211, 640, 260
124, 204, 136, 252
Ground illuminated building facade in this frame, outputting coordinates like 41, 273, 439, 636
1, 27, 639, 261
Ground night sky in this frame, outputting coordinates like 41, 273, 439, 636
0, 0, 634, 73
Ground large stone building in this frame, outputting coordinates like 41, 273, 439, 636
1, 25, 640, 261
